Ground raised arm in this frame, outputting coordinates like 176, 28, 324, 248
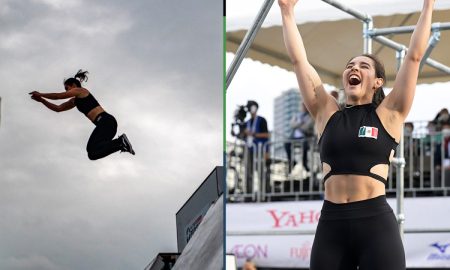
29, 87, 85, 100
31, 95, 76, 112
381, 0, 434, 120
278, 0, 338, 133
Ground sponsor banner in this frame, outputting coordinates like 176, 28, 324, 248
176, 166, 223, 252
226, 197, 450, 233
228, 235, 314, 268
227, 234, 450, 268
227, 197, 450, 268
227, 200, 322, 232
185, 204, 210, 243
405, 234, 450, 267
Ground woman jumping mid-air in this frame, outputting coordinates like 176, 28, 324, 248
278, 0, 435, 269
30, 70, 135, 160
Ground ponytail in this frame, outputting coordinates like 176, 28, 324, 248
372, 88, 385, 107
74, 69, 89, 83
64, 69, 89, 87
361, 54, 386, 108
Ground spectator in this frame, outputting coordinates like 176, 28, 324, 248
244, 100, 270, 199
404, 122, 415, 158
404, 122, 414, 136
330, 89, 339, 101
403, 122, 418, 185
284, 103, 314, 175
430, 109, 449, 170
433, 108, 449, 131
434, 119, 450, 187
242, 259, 257, 270
441, 120, 450, 169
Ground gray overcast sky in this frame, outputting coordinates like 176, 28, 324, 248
0, 0, 222, 269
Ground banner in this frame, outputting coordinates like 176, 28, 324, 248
227, 234, 450, 268
226, 197, 450, 268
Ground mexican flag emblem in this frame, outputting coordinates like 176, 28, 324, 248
358, 126, 378, 139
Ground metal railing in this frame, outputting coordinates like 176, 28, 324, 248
226, 129, 450, 202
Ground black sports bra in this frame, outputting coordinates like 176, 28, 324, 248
74, 93, 100, 116
318, 104, 398, 184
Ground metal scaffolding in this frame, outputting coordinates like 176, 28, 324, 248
225, 0, 450, 238
0, 96, 2, 129
226, 0, 275, 90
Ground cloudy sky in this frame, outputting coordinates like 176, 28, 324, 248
0, 0, 222, 269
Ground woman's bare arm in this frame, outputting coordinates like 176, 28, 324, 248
279, 0, 338, 132
31, 95, 76, 112
380, 0, 434, 120
29, 87, 86, 100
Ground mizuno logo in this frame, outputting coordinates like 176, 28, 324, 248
358, 126, 378, 139
430, 242, 450, 254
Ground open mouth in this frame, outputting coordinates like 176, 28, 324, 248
348, 74, 361, 86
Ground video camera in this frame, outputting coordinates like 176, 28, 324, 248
231, 100, 258, 139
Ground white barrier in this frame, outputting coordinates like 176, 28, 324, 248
227, 197, 450, 268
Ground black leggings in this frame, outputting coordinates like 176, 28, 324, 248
86, 112, 122, 160
310, 195, 405, 270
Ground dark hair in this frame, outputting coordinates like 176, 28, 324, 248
246, 100, 259, 110
64, 69, 89, 87
347, 54, 386, 107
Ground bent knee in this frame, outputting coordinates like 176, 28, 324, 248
87, 152, 99, 161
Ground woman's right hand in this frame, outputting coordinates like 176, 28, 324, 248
278, 0, 298, 11
30, 94, 43, 102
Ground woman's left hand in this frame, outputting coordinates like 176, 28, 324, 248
29, 91, 41, 96
29, 91, 43, 102
424, 0, 435, 8
30, 94, 43, 102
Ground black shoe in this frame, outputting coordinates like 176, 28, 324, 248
120, 134, 135, 155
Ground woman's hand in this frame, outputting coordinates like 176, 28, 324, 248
29, 91, 41, 97
31, 95, 43, 102
29, 91, 43, 102
30, 94, 43, 102
278, 0, 298, 11
424, 0, 435, 9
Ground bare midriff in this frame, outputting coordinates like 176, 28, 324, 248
86, 106, 105, 123
324, 174, 386, 203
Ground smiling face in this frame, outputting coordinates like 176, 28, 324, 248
342, 55, 384, 104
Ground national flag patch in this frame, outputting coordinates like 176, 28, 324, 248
358, 126, 378, 139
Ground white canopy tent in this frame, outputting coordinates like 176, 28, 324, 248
226, 0, 450, 88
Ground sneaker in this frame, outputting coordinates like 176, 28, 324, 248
120, 134, 135, 155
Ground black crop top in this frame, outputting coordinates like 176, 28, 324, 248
318, 103, 398, 184
74, 93, 100, 115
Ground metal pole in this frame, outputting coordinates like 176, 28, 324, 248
257, 143, 263, 202
0, 96, 2, 129
423, 56, 450, 74
225, 0, 275, 90
321, 0, 450, 74
363, 19, 373, 54
394, 48, 407, 240
372, 35, 450, 74
420, 31, 441, 72
322, 0, 374, 55
321, 0, 371, 22
368, 22, 450, 37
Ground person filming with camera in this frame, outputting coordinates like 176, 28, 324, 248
244, 100, 271, 201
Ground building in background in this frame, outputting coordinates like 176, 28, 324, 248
273, 88, 302, 157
